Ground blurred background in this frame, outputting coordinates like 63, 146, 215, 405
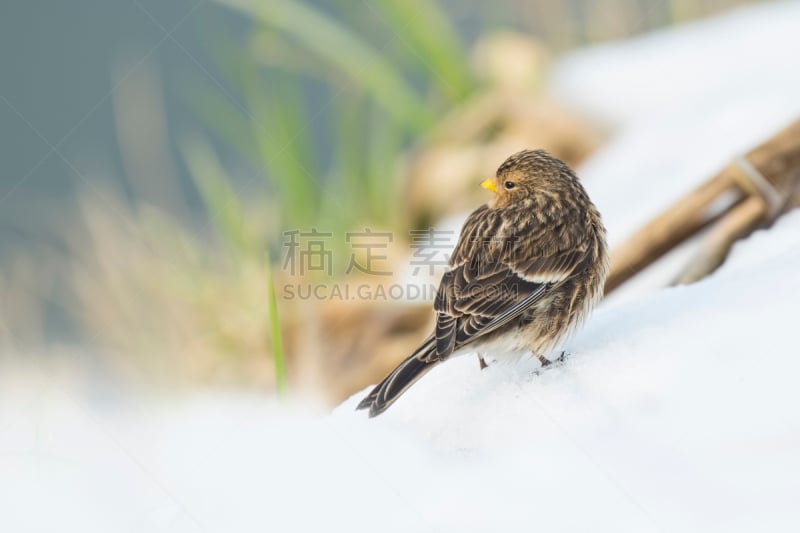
0, 0, 781, 405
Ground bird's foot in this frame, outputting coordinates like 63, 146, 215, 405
478, 354, 488, 370
537, 351, 568, 369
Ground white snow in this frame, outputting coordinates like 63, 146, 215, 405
4, 3, 800, 532
549, 1, 800, 130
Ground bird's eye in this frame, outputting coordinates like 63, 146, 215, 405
504, 181, 515, 190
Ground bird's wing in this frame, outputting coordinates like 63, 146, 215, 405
429, 207, 590, 361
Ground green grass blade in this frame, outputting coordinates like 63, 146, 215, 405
366, 104, 403, 225
265, 254, 287, 398
368, 0, 474, 102
182, 137, 253, 256
214, 0, 432, 131
331, 90, 367, 216
188, 84, 261, 166
241, 65, 319, 229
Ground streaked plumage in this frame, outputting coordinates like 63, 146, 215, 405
357, 149, 608, 417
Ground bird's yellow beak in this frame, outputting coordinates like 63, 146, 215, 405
481, 178, 497, 193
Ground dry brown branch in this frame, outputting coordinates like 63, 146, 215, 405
607, 118, 800, 294
673, 195, 767, 285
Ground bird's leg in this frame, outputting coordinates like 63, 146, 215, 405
554, 351, 567, 363
478, 354, 488, 370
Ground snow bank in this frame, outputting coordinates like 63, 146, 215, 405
4, 3, 800, 532
4, 211, 799, 532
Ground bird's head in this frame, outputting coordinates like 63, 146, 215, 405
481, 149, 576, 209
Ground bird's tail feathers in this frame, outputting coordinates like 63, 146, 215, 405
356, 338, 440, 417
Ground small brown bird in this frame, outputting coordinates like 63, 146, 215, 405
357, 149, 608, 417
